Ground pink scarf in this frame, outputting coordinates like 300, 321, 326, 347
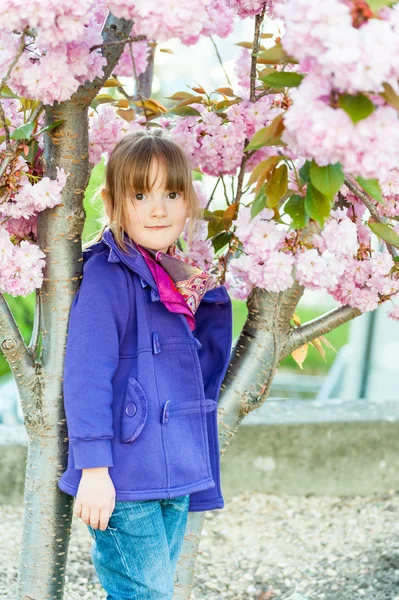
133, 240, 216, 331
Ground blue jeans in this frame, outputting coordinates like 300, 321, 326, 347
86, 494, 190, 600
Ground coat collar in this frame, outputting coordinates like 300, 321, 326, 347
100, 226, 158, 292
96, 226, 230, 305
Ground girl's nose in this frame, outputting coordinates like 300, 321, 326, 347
150, 199, 168, 217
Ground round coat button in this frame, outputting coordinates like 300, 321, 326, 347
125, 402, 137, 417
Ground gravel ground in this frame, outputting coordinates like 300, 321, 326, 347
2, 491, 399, 599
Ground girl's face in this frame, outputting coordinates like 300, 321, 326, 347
123, 159, 189, 253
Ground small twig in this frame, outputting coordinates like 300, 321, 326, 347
250, 4, 267, 103
344, 175, 397, 259
255, 88, 274, 101
209, 36, 232, 88
220, 175, 231, 205
206, 177, 220, 209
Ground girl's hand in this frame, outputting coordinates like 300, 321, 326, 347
74, 467, 116, 531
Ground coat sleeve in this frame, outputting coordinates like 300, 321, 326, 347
62, 252, 129, 470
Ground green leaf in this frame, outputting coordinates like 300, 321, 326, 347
203, 209, 225, 222
34, 120, 64, 137
368, 222, 399, 248
256, 44, 297, 65
244, 114, 285, 152
380, 82, 399, 111
367, 0, 395, 10
207, 218, 225, 239
338, 93, 375, 123
298, 160, 311, 184
245, 127, 270, 152
169, 106, 201, 117
25, 140, 39, 165
10, 122, 35, 141
356, 176, 384, 204
265, 164, 288, 207
0, 85, 18, 99
212, 231, 232, 252
284, 194, 308, 229
260, 71, 304, 89
251, 184, 267, 218
309, 161, 345, 199
206, 210, 226, 239
305, 183, 331, 226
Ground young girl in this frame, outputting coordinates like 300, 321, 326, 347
58, 129, 233, 599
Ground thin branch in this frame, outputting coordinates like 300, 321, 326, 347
0, 29, 28, 95
344, 175, 397, 259
206, 177, 220, 209
255, 88, 274, 101
210, 36, 232, 88
220, 175, 231, 205
250, 4, 267, 103
279, 304, 361, 361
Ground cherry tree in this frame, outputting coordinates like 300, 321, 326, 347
1, 0, 399, 597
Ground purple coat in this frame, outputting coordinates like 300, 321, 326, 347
58, 227, 233, 511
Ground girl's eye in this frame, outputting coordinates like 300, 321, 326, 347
133, 192, 180, 201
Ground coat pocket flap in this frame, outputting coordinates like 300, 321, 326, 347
120, 376, 148, 443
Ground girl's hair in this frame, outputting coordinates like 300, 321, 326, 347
83, 128, 202, 254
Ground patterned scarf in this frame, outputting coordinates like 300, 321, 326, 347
133, 239, 216, 331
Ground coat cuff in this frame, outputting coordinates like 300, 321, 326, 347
70, 439, 114, 470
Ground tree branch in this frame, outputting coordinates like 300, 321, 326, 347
74, 12, 134, 105
279, 304, 362, 361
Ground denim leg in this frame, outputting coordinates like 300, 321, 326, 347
87, 500, 175, 600
160, 494, 190, 578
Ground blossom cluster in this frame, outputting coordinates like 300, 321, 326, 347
220, 202, 399, 315
1, 0, 233, 106
108, 0, 234, 45
223, 0, 272, 18
275, 0, 399, 94
282, 74, 399, 179
0, 165, 68, 296
1, 2, 114, 104
273, 0, 399, 180
169, 96, 278, 176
